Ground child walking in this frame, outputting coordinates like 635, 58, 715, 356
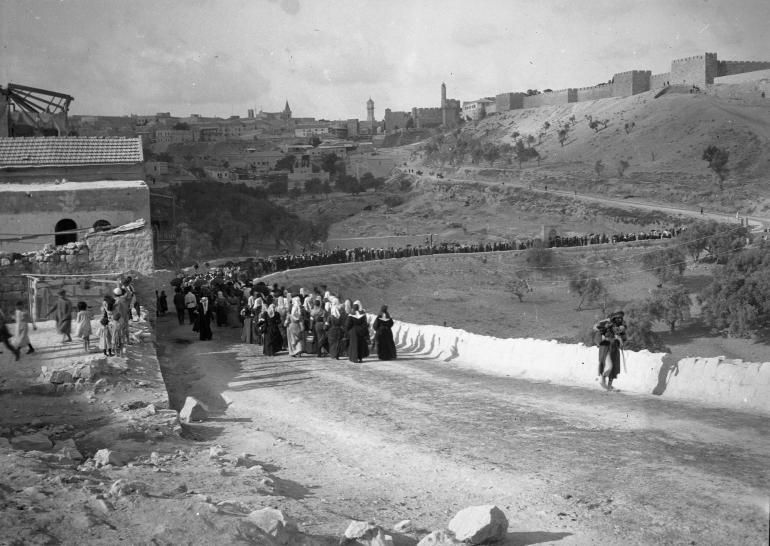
75, 301, 92, 353
13, 301, 36, 355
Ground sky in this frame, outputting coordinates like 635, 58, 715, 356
1, 0, 768, 120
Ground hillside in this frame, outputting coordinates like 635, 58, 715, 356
435, 85, 770, 214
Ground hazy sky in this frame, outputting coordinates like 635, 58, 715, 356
2, 0, 768, 119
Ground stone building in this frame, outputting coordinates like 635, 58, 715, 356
0, 136, 149, 253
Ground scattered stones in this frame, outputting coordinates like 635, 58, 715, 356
447, 505, 508, 544
10, 432, 53, 451
247, 507, 300, 545
416, 530, 463, 546
179, 396, 207, 423
120, 400, 148, 411
94, 448, 126, 467
216, 499, 251, 514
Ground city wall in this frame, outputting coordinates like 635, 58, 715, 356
714, 68, 770, 84
522, 88, 577, 108
719, 60, 770, 77
0, 221, 154, 318
576, 83, 613, 102
391, 319, 770, 414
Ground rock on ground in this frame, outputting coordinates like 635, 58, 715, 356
10, 432, 53, 451
342, 520, 394, 545
246, 507, 300, 545
416, 530, 463, 546
94, 448, 126, 467
447, 505, 508, 544
179, 396, 207, 423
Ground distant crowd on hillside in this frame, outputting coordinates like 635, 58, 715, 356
188, 224, 687, 278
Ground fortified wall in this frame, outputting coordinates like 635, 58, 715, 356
496, 51, 770, 112
0, 220, 154, 318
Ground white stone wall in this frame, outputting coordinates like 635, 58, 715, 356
390, 320, 770, 414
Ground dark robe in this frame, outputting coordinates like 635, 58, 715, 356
49, 297, 73, 335
261, 312, 283, 356
313, 311, 329, 356
374, 316, 397, 360
195, 301, 214, 340
345, 314, 369, 363
326, 315, 344, 359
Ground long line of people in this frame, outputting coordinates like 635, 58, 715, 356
173, 280, 397, 364
221, 224, 688, 276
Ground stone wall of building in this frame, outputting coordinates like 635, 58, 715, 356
612, 70, 651, 96
522, 88, 577, 108
650, 72, 671, 89
713, 68, 770, 85
411, 107, 443, 129
0, 221, 153, 318
718, 60, 770, 78
495, 92, 525, 112
384, 109, 411, 132
576, 83, 613, 102
0, 182, 150, 253
670, 53, 719, 86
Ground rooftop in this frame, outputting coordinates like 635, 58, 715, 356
0, 137, 144, 169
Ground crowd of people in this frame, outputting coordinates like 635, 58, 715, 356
214, 225, 688, 277
170, 277, 397, 364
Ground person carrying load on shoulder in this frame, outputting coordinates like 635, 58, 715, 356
593, 310, 627, 391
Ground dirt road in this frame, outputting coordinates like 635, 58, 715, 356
158, 318, 770, 545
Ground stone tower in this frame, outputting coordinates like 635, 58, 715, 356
281, 100, 292, 121
366, 97, 374, 123
441, 82, 447, 126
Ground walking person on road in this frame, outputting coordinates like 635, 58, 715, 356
593, 311, 627, 391
374, 305, 397, 361
0, 308, 21, 361
46, 290, 73, 343
173, 287, 186, 325
184, 287, 197, 325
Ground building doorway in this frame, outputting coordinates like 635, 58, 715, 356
54, 219, 78, 246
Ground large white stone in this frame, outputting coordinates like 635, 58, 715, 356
447, 505, 508, 544
342, 521, 393, 545
416, 530, 463, 546
247, 507, 299, 545
179, 396, 207, 423
94, 448, 126, 467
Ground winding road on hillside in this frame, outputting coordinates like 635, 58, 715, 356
158, 318, 769, 545
439, 174, 770, 231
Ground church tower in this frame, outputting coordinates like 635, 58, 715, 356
281, 100, 292, 121
366, 97, 374, 123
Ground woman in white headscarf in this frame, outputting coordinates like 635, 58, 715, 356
285, 296, 304, 357
261, 303, 283, 356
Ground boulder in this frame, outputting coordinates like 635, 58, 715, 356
342, 521, 393, 545
10, 432, 53, 451
416, 530, 463, 546
209, 445, 227, 459
447, 505, 508, 544
108, 479, 147, 497
54, 438, 83, 461
94, 448, 126, 467
49, 370, 74, 384
393, 520, 413, 533
246, 507, 300, 545
179, 396, 207, 423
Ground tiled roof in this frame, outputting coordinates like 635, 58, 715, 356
0, 137, 143, 168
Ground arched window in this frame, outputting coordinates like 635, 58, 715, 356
93, 219, 112, 232
54, 219, 78, 246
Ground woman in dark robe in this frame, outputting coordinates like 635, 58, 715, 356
345, 303, 369, 363
374, 305, 397, 360
194, 296, 214, 340
313, 301, 329, 357
325, 302, 344, 360
261, 304, 283, 356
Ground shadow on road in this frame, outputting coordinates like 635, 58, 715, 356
506, 530, 572, 545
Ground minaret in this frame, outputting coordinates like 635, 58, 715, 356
366, 97, 374, 124
441, 82, 447, 126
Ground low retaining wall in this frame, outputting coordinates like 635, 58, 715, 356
391, 320, 770, 414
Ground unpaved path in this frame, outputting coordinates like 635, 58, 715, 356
158, 318, 770, 545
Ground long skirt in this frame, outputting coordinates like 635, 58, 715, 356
287, 323, 303, 356
327, 326, 342, 358
241, 317, 253, 343
314, 322, 329, 356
